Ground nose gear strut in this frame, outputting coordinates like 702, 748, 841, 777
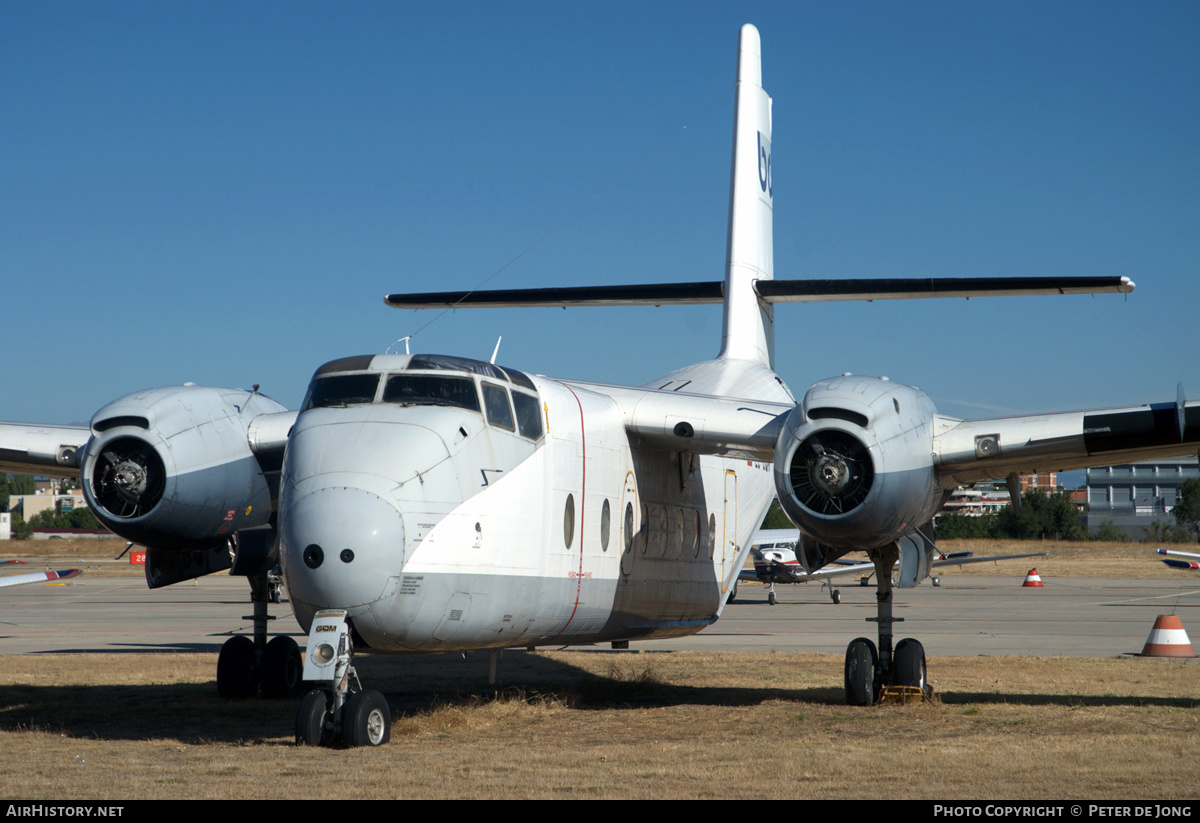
295, 610, 392, 747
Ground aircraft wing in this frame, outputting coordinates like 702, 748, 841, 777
0, 568, 82, 589
931, 552, 1049, 569
571, 382, 790, 461
740, 559, 874, 583
933, 391, 1200, 486
739, 551, 1049, 584
0, 411, 298, 480
0, 423, 89, 478
574, 379, 1200, 487
1158, 549, 1200, 570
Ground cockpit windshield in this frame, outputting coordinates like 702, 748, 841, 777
301, 374, 381, 410
383, 374, 481, 412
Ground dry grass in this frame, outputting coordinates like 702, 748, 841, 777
3, 537, 1198, 798
0, 650, 1196, 799
938, 539, 1187, 579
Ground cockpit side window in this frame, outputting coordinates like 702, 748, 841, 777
302, 374, 381, 410
481, 383, 515, 431
383, 374, 481, 412
512, 391, 543, 440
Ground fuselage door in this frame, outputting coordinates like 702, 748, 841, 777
722, 469, 737, 585
619, 471, 638, 577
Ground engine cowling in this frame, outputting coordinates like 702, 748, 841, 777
773, 375, 944, 551
79, 385, 288, 551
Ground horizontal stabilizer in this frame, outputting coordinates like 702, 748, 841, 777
385, 276, 1133, 310
756, 276, 1134, 302
386, 282, 724, 309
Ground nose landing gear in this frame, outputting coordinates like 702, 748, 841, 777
295, 609, 392, 747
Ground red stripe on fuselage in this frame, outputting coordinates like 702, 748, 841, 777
551, 384, 587, 639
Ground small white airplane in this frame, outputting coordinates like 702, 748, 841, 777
735, 528, 1047, 605
1157, 549, 1200, 570
2, 25, 1198, 746
0, 568, 82, 589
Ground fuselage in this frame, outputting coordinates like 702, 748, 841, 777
277, 352, 792, 652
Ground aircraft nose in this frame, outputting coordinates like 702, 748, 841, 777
280, 485, 405, 611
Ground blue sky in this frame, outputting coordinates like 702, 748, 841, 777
4, 1, 1198, 430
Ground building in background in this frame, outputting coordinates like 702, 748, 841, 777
1084, 456, 1199, 540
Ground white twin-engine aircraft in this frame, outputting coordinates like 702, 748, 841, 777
2, 25, 1198, 747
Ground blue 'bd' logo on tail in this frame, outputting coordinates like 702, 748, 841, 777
757, 132, 772, 199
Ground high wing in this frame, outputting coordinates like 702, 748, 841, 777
933, 387, 1200, 485
0, 568, 82, 589
600, 381, 1200, 485
0, 423, 90, 478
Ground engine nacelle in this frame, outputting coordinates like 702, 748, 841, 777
78, 385, 288, 551
773, 375, 944, 551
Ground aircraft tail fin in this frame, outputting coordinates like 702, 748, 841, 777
718, 24, 775, 368
383, 26, 1135, 355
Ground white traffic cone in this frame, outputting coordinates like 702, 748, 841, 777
1139, 615, 1197, 658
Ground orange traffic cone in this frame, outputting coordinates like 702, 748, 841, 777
1139, 615, 1197, 658
1022, 568, 1044, 587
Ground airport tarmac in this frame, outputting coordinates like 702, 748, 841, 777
2, 572, 1198, 658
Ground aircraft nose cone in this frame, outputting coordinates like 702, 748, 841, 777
280, 486, 405, 611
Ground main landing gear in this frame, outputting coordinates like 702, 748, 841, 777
843, 543, 930, 705
295, 609, 392, 748
761, 580, 841, 606
216, 572, 304, 700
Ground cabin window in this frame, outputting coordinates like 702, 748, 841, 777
623, 502, 634, 554
600, 498, 611, 551
383, 374, 480, 412
482, 384, 515, 431
302, 374, 380, 410
708, 514, 717, 559
563, 494, 575, 549
512, 391, 543, 440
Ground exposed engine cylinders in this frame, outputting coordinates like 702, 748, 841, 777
79, 385, 287, 550
773, 375, 943, 551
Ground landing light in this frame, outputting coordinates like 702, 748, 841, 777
313, 643, 336, 665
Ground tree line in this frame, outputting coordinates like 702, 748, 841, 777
759, 479, 1200, 544
937, 481, 1200, 543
